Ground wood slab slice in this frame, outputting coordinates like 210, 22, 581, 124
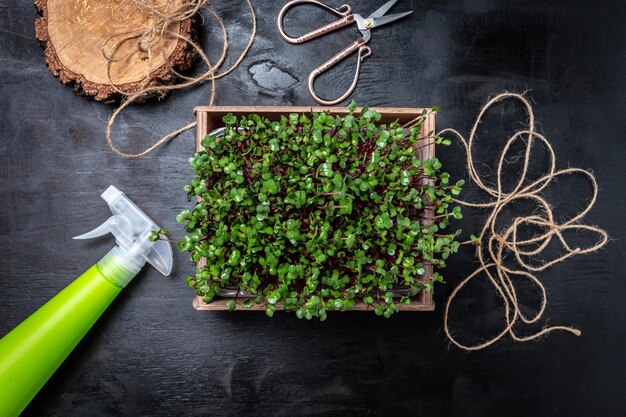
35, 0, 196, 101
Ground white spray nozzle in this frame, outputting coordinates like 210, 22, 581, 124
74, 186, 173, 276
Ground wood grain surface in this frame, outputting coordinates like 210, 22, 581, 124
1, 1, 625, 416
34, 0, 195, 101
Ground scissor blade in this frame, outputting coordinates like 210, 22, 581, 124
369, 0, 398, 19
370, 11, 413, 29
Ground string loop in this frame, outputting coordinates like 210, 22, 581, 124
440, 92, 609, 350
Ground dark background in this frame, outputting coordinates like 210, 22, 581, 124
1, 0, 625, 416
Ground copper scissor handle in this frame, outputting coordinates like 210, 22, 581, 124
307, 38, 372, 106
277, 0, 354, 44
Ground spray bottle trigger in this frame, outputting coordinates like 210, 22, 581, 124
73, 216, 126, 240
74, 185, 173, 277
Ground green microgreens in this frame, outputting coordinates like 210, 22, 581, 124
175, 102, 468, 319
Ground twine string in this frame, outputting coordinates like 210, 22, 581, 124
102, 0, 257, 158
439, 92, 609, 350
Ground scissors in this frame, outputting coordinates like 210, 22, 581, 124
277, 0, 413, 105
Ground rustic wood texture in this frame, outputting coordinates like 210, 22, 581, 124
1, 1, 625, 416
34, 0, 195, 101
192, 105, 436, 311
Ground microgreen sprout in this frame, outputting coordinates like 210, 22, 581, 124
177, 102, 469, 319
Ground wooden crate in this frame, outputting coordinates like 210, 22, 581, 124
192, 106, 436, 312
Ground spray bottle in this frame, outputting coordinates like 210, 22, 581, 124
0, 185, 173, 417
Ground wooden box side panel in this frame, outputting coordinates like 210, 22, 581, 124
192, 106, 435, 312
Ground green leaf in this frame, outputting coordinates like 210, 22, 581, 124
176, 209, 191, 223
263, 179, 279, 194
384, 292, 394, 304
222, 113, 236, 125
267, 290, 281, 305
375, 213, 393, 230
228, 249, 241, 266
313, 129, 323, 143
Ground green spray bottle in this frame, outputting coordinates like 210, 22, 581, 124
0, 185, 173, 417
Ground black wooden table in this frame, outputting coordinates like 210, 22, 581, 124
1, 1, 625, 416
